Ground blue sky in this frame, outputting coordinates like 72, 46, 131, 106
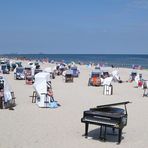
0, 0, 148, 54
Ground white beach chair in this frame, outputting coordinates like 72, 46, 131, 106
102, 77, 113, 86
135, 74, 143, 87
102, 77, 113, 95
112, 70, 120, 82
44, 67, 55, 79
0, 76, 15, 109
33, 72, 60, 108
33, 72, 51, 107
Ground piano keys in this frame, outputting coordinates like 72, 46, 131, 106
81, 101, 131, 144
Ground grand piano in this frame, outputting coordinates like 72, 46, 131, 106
81, 101, 131, 144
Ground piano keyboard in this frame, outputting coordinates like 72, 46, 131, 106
82, 116, 119, 127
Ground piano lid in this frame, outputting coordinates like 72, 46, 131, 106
90, 107, 124, 114
88, 107, 125, 118
84, 109, 125, 119
96, 101, 131, 109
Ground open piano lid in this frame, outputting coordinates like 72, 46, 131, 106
88, 101, 131, 118
96, 101, 131, 108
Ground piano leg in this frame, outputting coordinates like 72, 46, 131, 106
100, 126, 103, 138
100, 126, 102, 140
103, 126, 107, 141
100, 126, 106, 141
85, 123, 89, 138
117, 128, 122, 144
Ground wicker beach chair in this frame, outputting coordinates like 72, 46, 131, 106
0, 77, 16, 109
88, 70, 102, 86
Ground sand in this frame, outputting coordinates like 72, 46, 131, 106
0, 61, 148, 148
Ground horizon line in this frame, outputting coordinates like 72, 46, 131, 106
1, 53, 148, 55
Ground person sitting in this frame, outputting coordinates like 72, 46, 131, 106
47, 86, 54, 102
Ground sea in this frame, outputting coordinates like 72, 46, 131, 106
1, 54, 148, 69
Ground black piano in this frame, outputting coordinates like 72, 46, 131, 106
81, 101, 131, 144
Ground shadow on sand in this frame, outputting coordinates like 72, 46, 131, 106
82, 127, 125, 144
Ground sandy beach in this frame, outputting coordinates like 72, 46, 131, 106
0, 61, 148, 148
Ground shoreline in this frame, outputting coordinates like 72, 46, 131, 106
0, 55, 147, 69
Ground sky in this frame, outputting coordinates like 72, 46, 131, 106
0, 0, 148, 54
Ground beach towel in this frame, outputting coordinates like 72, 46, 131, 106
49, 101, 59, 108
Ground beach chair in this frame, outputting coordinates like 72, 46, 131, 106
103, 84, 113, 95
1, 64, 9, 74
44, 67, 55, 79
129, 71, 137, 82
65, 74, 73, 83
88, 70, 102, 86
14, 67, 25, 80
64, 70, 74, 83
101, 70, 110, 79
70, 66, 80, 77
135, 74, 143, 87
111, 70, 121, 83
0, 76, 16, 109
56, 63, 67, 76
32, 72, 60, 108
102, 77, 113, 95
10, 63, 17, 71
